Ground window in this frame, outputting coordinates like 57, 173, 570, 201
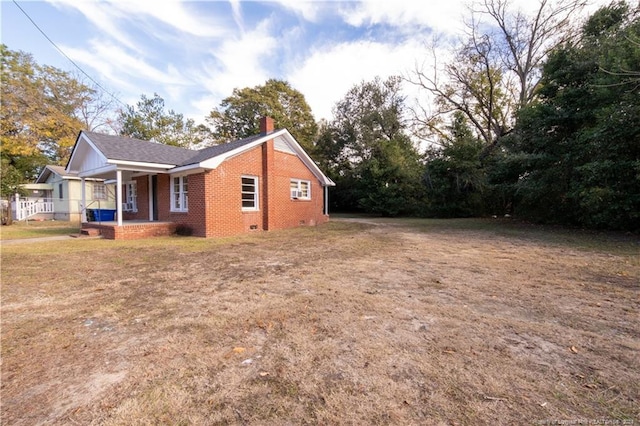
171, 176, 188, 212
123, 181, 137, 212
93, 183, 107, 200
59, 183, 63, 200
241, 176, 258, 210
290, 179, 310, 199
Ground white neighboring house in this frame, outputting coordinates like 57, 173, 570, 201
14, 165, 116, 222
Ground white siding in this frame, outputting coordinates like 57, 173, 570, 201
81, 147, 107, 173
274, 136, 296, 154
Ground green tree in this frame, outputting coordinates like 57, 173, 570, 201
118, 93, 205, 148
407, 0, 615, 220
1, 45, 102, 195
423, 112, 486, 217
0, 158, 28, 198
509, 1, 640, 230
206, 79, 317, 152
325, 76, 425, 216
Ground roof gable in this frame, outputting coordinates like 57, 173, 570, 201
36, 165, 78, 183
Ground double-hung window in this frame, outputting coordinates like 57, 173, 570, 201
171, 176, 188, 212
123, 181, 137, 212
93, 183, 107, 200
290, 179, 310, 199
241, 176, 258, 210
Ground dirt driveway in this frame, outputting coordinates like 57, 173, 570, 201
1, 218, 638, 425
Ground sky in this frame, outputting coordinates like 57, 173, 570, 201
1, 0, 614, 127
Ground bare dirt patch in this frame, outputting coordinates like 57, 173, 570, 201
1, 218, 638, 425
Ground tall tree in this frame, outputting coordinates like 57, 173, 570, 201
508, 1, 640, 230
118, 93, 206, 148
206, 79, 317, 152
423, 112, 486, 217
325, 76, 425, 216
0, 45, 103, 195
408, 0, 586, 154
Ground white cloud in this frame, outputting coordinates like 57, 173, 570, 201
289, 37, 431, 121
338, 0, 615, 39
57, 38, 195, 116
189, 94, 220, 122
47, 0, 229, 46
229, 0, 245, 32
338, 0, 469, 36
271, 0, 325, 22
72, 40, 188, 85
127, 0, 230, 38
186, 18, 279, 121
46, 0, 141, 52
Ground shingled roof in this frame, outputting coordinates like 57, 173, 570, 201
83, 132, 195, 165
181, 133, 269, 165
35, 164, 78, 183
83, 131, 271, 167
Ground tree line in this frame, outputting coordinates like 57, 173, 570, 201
1, 1, 637, 231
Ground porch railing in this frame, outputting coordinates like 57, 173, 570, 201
13, 197, 54, 221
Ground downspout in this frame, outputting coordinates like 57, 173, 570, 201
324, 185, 329, 216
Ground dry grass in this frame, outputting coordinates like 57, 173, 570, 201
1, 218, 638, 425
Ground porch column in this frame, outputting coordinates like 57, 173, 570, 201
81, 178, 87, 223
116, 170, 123, 226
14, 193, 20, 221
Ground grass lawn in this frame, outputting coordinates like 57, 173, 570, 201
0, 220, 80, 240
1, 218, 638, 425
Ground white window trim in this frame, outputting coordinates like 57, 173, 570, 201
171, 175, 189, 212
93, 183, 107, 200
241, 175, 259, 211
123, 181, 137, 212
290, 179, 311, 200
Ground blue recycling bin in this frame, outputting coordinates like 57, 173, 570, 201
87, 208, 116, 221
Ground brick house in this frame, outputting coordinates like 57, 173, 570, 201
65, 117, 335, 239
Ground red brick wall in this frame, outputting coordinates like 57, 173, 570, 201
203, 145, 265, 237
270, 150, 329, 230
156, 174, 171, 221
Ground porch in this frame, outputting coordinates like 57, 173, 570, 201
81, 220, 177, 240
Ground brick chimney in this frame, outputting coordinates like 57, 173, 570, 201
260, 116, 274, 134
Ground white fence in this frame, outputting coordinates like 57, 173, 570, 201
12, 196, 54, 221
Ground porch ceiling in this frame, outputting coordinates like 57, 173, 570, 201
81, 164, 172, 180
